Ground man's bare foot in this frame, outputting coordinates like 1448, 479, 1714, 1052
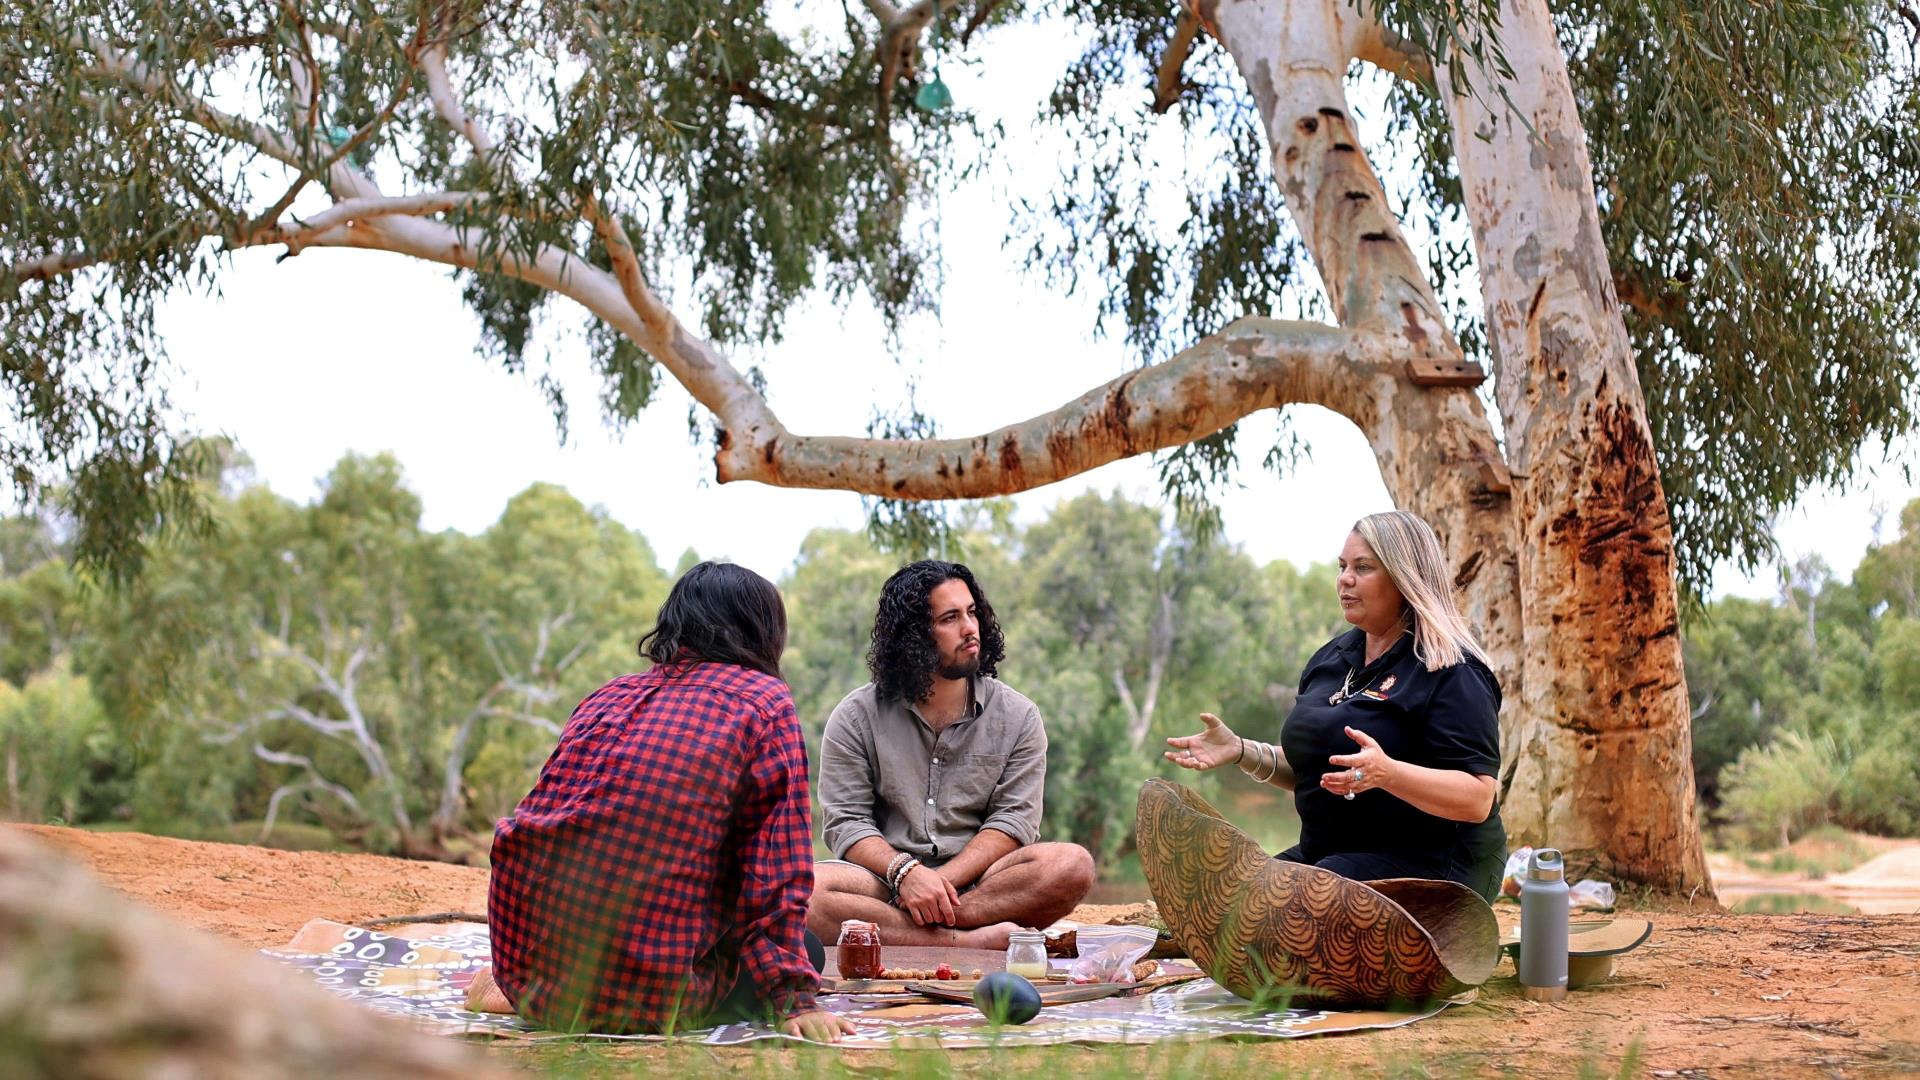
953, 921, 1023, 951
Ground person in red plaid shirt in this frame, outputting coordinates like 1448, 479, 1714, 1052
484, 562, 853, 1041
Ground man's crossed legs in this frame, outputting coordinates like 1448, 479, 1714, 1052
806, 842, 1095, 949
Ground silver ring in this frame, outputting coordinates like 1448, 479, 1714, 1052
1352, 767, 1364, 783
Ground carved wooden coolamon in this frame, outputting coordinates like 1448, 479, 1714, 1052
1135, 778, 1500, 1008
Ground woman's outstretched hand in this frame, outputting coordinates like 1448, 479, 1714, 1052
1165, 712, 1241, 771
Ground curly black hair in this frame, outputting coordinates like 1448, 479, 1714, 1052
867, 560, 1005, 704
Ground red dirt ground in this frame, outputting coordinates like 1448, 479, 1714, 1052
16, 824, 1920, 1076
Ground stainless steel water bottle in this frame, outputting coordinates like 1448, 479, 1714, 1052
1518, 847, 1569, 1002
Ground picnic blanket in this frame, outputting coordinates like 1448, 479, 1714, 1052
263, 919, 1470, 1047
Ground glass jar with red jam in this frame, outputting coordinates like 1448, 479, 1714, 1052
835, 919, 884, 980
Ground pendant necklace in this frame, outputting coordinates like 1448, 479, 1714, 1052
1329, 666, 1381, 705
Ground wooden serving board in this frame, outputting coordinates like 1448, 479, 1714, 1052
821, 970, 1066, 994
822, 977, 977, 994
907, 980, 1129, 1007
821, 946, 1031, 993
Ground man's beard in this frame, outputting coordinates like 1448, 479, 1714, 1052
936, 650, 980, 682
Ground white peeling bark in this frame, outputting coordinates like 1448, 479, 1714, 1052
1204, 0, 1452, 346
419, 45, 496, 160
1204, 0, 1523, 727
1436, 0, 1709, 890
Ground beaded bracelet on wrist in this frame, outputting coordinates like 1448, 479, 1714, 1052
886, 856, 920, 905
883, 851, 912, 886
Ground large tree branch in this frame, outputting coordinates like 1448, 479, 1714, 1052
1153, 10, 1203, 114
578, 196, 782, 437
482, 707, 563, 737
287, 209, 771, 441
245, 59, 419, 241
4, 192, 483, 284
1112, 590, 1174, 749
435, 609, 576, 834
1613, 270, 1687, 324
432, 682, 505, 836
723, 319, 1410, 496
418, 43, 496, 161
292, 207, 1436, 500
263, 703, 356, 738
253, 742, 366, 842
78, 36, 301, 167
1351, 23, 1436, 87
871, 0, 968, 138
259, 631, 412, 839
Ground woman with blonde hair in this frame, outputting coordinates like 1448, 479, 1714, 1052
1165, 510, 1507, 900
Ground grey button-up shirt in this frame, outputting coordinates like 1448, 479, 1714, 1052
818, 677, 1047, 863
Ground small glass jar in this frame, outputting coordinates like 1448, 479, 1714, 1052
835, 919, 884, 980
1004, 929, 1048, 980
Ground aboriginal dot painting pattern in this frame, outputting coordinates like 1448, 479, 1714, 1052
263, 918, 1469, 1045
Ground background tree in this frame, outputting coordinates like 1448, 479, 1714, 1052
69, 453, 666, 856
8, 469, 1919, 867
1688, 500, 1920, 844
0, 661, 124, 825
6, 1, 1917, 886
782, 527, 912, 739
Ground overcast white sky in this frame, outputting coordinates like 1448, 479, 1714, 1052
148, 20, 1916, 601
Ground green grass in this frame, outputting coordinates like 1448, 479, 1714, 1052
498, 1036, 1647, 1079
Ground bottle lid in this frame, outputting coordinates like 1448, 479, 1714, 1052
1527, 847, 1565, 882
840, 919, 879, 932
1008, 929, 1045, 943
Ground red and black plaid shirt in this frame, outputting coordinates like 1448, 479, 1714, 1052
487, 662, 818, 1033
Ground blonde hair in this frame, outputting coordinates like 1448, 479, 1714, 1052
1352, 510, 1489, 672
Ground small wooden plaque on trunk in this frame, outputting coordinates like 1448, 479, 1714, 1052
1406, 358, 1488, 387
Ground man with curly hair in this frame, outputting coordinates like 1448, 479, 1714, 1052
808, 560, 1096, 949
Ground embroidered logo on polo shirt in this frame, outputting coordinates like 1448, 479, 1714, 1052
1359, 675, 1397, 701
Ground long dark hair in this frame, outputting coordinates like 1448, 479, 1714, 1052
867, 560, 1005, 704
639, 561, 787, 678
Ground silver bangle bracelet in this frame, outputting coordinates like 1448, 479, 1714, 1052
1254, 741, 1281, 784
1239, 739, 1278, 783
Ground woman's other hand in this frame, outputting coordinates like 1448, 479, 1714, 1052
781, 1009, 858, 1042
1165, 712, 1242, 771
1323, 725, 1394, 797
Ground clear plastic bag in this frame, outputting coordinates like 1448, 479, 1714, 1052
1501, 845, 1616, 911
1499, 846, 1534, 898
1065, 925, 1158, 984
1569, 879, 1616, 911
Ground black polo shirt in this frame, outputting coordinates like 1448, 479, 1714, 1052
1280, 628, 1505, 882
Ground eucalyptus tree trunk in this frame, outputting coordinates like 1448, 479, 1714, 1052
1191, 0, 1707, 890
1435, 0, 1710, 888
